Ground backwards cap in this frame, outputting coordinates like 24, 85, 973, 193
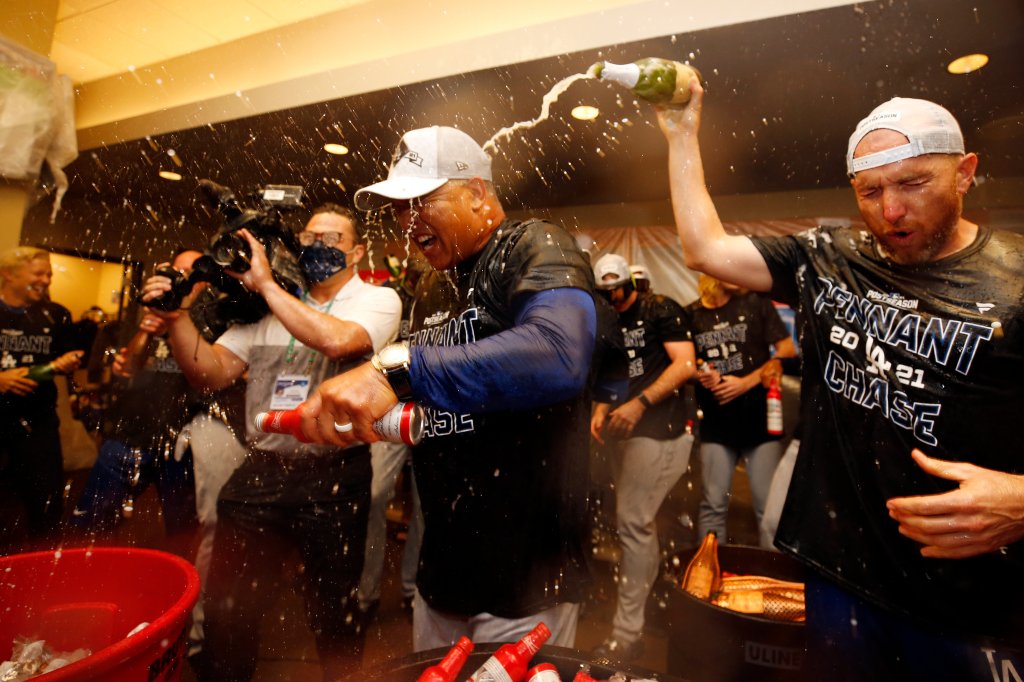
846, 97, 964, 176
354, 126, 492, 210
593, 253, 631, 290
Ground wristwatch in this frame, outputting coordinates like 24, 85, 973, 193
371, 341, 414, 401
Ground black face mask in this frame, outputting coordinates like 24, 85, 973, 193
298, 242, 347, 283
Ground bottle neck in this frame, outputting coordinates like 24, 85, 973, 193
598, 62, 641, 88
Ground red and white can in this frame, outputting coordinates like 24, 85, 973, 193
372, 401, 425, 446
254, 402, 424, 445
526, 663, 562, 682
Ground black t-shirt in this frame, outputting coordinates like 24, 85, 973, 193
682, 292, 790, 447
409, 218, 594, 618
618, 292, 692, 440
0, 299, 76, 425
752, 224, 1024, 641
102, 335, 205, 449
384, 278, 416, 342
591, 294, 629, 405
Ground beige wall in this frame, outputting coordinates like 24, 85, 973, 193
49, 253, 125, 320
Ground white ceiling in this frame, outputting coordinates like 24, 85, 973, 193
52, 0, 371, 84
50, 0, 864, 147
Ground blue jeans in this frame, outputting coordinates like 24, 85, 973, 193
804, 572, 1024, 681
72, 438, 197, 535
697, 440, 781, 548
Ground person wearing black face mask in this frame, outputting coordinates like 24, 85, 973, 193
297, 223, 350, 283
141, 203, 401, 681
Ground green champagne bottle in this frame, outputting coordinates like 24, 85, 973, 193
26, 363, 56, 381
589, 57, 701, 107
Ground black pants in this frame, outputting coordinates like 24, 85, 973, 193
199, 445, 371, 682
0, 413, 64, 551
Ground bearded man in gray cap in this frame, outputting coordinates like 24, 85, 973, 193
300, 126, 599, 651
658, 77, 1024, 679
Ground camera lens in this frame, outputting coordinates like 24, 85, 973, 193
211, 232, 251, 272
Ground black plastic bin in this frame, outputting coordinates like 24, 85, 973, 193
363, 643, 691, 681
664, 545, 806, 682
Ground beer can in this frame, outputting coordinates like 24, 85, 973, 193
373, 402, 425, 446
526, 663, 562, 682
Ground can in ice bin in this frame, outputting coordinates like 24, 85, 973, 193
374, 401, 425, 446
526, 662, 562, 681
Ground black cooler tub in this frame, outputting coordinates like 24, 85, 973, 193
663, 544, 807, 682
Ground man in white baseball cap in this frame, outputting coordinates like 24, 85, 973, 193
306, 125, 599, 653
655, 78, 1024, 680
590, 251, 695, 662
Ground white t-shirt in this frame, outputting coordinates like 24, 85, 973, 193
215, 273, 401, 453
217, 273, 401, 361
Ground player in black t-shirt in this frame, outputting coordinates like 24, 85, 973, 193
657, 80, 1024, 679
302, 126, 597, 651
590, 252, 696, 662
683, 274, 795, 548
0, 246, 84, 551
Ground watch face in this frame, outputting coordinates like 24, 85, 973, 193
378, 343, 409, 368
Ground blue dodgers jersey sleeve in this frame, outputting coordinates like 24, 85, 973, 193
410, 287, 595, 413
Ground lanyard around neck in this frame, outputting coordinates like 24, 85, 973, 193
284, 289, 337, 365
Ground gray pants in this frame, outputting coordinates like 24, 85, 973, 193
697, 440, 782, 549
176, 413, 247, 650
358, 439, 423, 608
610, 432, 693, 645
759, 438, 800, 550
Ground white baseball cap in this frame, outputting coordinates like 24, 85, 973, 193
846, 97, 965, 176
354, 126, 493, 210
630, 264, 651, 282
594, 253, 631, 289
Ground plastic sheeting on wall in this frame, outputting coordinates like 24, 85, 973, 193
576, 219, 829, 308
0, 35, 78, 221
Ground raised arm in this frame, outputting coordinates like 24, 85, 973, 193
656, 79, 773, 292
141, 269, 247, 391
231, 230, 389, 361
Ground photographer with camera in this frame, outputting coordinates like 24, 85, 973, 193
71, 249, 208, 546
142, 203, 401, 681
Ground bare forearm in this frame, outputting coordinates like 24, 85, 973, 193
641, 357, 695, 405
166, 315, 234, 390
666, 132, 728, 271
260, 285, 372, 361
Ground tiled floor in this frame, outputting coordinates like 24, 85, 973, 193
42, 445, 763, 681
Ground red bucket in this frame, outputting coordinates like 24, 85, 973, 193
0, 547, 199, 681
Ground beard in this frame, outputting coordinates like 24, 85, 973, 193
872, 190, 964, 266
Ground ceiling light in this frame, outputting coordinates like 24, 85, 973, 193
159, 170, 182, 181
947, 53, 989, 74
571, 105, 600, 121
324, 143, 349, 155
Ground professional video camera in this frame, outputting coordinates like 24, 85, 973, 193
145, 179, 306, 325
